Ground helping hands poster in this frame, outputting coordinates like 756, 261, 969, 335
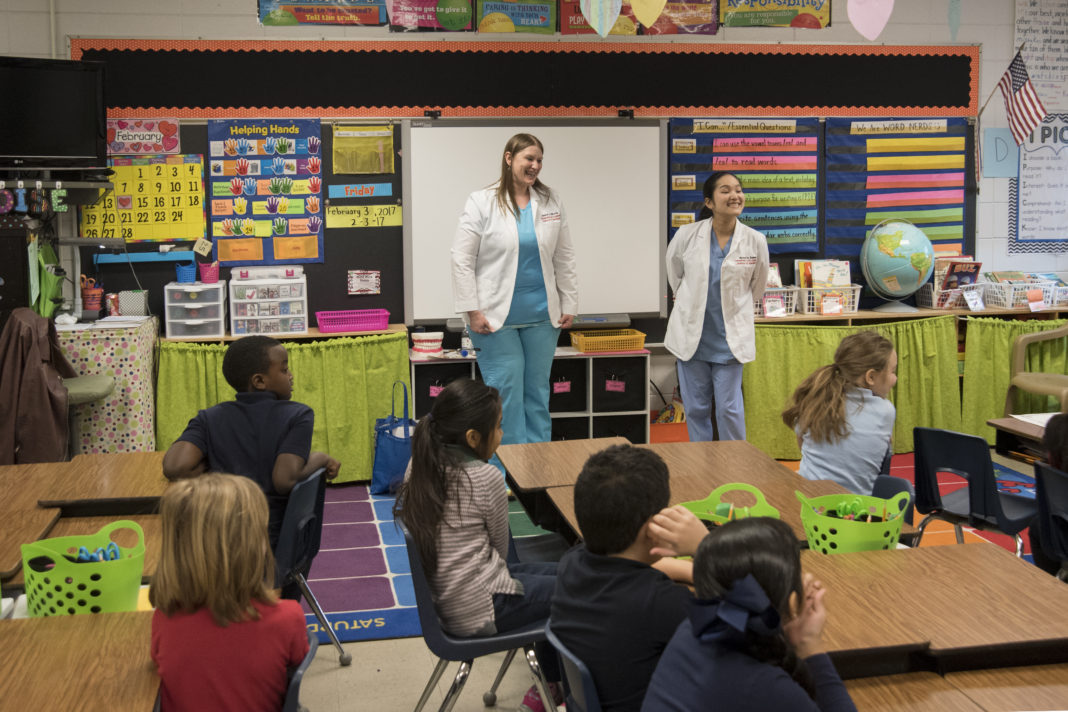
208, 119, 325, 267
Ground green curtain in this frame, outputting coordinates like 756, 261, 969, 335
961, 317, 1068, 444
156, 331, 410, 483
744, 316, 961, 459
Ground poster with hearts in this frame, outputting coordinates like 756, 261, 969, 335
107, 119, 181, 155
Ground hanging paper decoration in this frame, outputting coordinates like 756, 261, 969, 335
824, 117, 968, 261
848, 0, 894, 41
562, 0, 638, 33
580, 0, 622, 37
669, 118, 821, 255
630, 0, 666, 28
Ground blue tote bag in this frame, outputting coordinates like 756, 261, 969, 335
371, 381, 417, 494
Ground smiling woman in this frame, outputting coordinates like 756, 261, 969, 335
450, 133, 579, 447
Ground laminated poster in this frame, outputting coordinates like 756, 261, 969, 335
106, 119, 180, 155
258, 0, 387, 25
641, 0, 716, 34
720, 0, 830, 28
80, 154, 206, 243
477, 0, 555, 33
824, 117, 968, 260
207, 119, 325, 266
669, 118, 821, 255
560, 0, 638, 34
1008, 114, 1068, 253
388, 0, 473, 31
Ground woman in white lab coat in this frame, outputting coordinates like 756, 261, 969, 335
451, 134, 578, 445
665, 171, 769, 441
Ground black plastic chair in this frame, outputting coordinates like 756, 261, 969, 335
912, 427, 1038, 555
398, 521, 554, 712
274, 469, 352, 666
1033, 462, 1068, 581
283, 628, 320, 712
545, 622, 602, 712
872, 474, 917, 546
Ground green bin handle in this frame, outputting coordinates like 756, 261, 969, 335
681, 482, 780, 524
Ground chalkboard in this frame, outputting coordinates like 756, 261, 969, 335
403, 120, 666, 324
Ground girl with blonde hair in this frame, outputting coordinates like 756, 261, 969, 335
782, 330, 897, 494
150, 473, 309, 712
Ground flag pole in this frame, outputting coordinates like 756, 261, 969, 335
978, 42, 1027, 118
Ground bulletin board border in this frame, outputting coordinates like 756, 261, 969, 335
71, 39, 979, 119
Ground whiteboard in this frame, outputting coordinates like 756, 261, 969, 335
403, 120, 666, 324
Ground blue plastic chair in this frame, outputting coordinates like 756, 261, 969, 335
912, 427, 1038, 555
275, 469, 351, 666
283, 628, 320, 712
1033, 462, 1068, 581
398, 521, 555, 712
545, 622, 602, 712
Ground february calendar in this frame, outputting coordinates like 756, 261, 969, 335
79, 154, 206, 242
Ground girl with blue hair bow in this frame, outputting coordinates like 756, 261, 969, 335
641, 518, 856, 711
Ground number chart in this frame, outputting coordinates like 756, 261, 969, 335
79, 154, 206, 242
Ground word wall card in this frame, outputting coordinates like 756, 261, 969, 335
207, 119, 324, 266
79, 155, 206, 242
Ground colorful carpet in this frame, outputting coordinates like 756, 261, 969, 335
993, 463, 1037, 499
301, 483, 420, 645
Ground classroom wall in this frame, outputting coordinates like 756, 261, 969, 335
3, 0, 1062, 399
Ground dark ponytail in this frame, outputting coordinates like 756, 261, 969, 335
697, 171, 742, 221
393, 378, 501, 575
693, 518, 815, 697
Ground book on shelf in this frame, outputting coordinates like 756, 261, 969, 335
794, 259, 812, 288
940, 260, 982, 291
1030, 272, 1067, 286
766, 263, 783, 288
982, 270, 1028, 283
810, 259, 851, 288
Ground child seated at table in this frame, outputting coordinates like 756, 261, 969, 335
782, 330, 897, 494
550, 444, 709, 712
641, 517, 857, 712
162, 335, 340, 550
1032, 412, 1068, 575
150, 473, 309, 712
393, 378, 561, 712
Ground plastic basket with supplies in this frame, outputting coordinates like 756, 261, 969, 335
569, 329, 646, 353
21, 520, 145, 616
796, 491, 910, 554
679, 483, 781, 526
982, 280, 1056, 309
796, 285, 862, 315
754, 286, 799, 317
916, 282, 985, 309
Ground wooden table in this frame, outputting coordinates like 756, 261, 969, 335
0, 610, 158, 710
803, 544, 1068, 673
845, 672, 982, 711
4, 514, 162, 588
945, 663, 1068, 711
986, 416, 1045, 462
0, 463, 63, 580
38, 451, 168, 514
498, 437, 628, 491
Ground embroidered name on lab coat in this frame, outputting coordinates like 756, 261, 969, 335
540, 211, 561, 222
734, 256, 758, 265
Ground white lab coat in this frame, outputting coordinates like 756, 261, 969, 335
451, 186, 578, 330
664, 218, 769, 363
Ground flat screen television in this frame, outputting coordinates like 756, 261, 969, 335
0, 56, 107, 170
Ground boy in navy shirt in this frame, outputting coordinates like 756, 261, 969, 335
163, 335, 340, 548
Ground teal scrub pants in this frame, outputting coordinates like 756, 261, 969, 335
469, 321, 558, 444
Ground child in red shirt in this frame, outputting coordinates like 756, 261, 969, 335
150, 473, 309, 712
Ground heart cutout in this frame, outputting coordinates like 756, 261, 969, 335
630, 0, 666, 28
134, 120, 142, 127
107, 128, 116, 143
144, 122, 155, 130
847, 0, 893, 41
162, 137, 179, 151
580, 0, 622, 37
159, 121, 178, 137
153, 143, 163, 151
130, 142, 142, 152
117, 196, 133, 209
117, 120, 129, 129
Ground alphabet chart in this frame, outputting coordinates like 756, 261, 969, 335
79, 154, 206, 242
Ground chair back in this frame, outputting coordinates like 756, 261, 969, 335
871, 475, 914, 525
282, 628, 320, 712
1034, 462, 1068, 564
545, 622, 601, 712
397, 519, 460, 658
274, 469, 326, 587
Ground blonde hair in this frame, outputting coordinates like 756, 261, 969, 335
495, 133, 550, 217
782, 331, 895, 444
149, 473, 278, 626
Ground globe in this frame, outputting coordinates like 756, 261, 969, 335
860, 219, 935, 306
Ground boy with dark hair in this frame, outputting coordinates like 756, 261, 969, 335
163, 335, 340, 549
549, 444, 707, 712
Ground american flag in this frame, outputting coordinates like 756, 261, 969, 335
998, 51, 1048, 145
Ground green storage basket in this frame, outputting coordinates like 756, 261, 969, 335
680, 483, 781, 525
21, 520, 145, 617
795, 491, 910, 555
